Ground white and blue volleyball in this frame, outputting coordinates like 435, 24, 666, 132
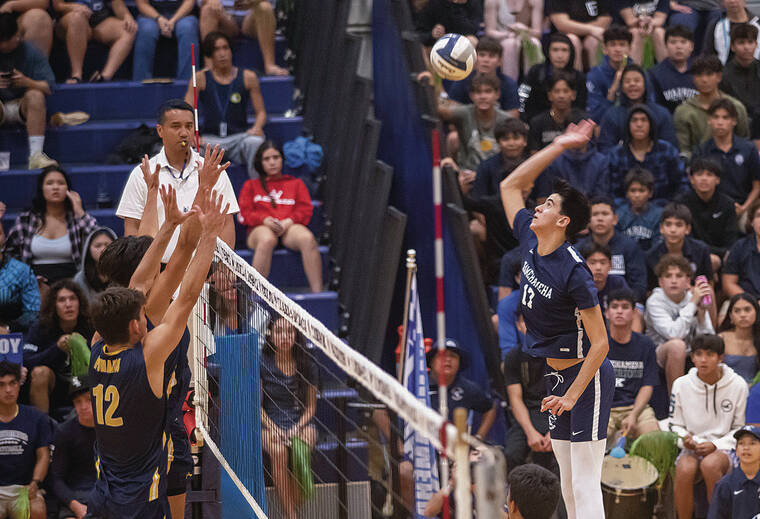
430, 33, 477, 81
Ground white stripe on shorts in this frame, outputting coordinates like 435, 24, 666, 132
592, 369, 601, 441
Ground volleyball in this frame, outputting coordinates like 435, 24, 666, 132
430, 33, 477, 81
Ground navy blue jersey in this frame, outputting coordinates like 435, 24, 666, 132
607, 332, 659, 407
513, 208, 599, 358
146, 318, 190, 438
88, 339, 167, 505
0, 404, 51, 485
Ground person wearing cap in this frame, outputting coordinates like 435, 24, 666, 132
50, 377, 96, 519
427, 338, 498, 440
708, 425, 760, 519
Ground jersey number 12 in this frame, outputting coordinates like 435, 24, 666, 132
522, 285, 535, 309
93, 384, 124, 427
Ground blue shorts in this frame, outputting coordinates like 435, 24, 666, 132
544, 358, 614, 442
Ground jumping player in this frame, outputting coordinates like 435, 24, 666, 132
96, 145, 229, 519
87, 188, 228, 518
500, 120, 614, 519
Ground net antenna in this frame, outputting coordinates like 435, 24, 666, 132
191, 43, 200, 151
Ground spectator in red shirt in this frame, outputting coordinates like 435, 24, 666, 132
238, 141, 322, 293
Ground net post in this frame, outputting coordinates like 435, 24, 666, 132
439, 422, 450, 519
453, 408, 472, 519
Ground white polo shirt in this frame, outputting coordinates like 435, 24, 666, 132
116, 146, 240, 263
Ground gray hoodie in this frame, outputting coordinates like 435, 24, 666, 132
645, 287, 714, 347
73, 227, 117, 303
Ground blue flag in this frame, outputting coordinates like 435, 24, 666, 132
403, 275, 440, 518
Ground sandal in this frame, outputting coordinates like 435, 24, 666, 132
65, 76, 81, 84
89, 70, 103, 83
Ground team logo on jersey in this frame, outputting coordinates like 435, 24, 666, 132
548, 413, 557, 431
230, 92, 242, 104
451, 386, 464, 401
721, 399, 734, 413
735, 154, 744, 166
585, 1, 598, 16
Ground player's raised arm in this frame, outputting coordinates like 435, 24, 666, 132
129, 185, 196, 297
135, 154, 161, 237
143, 189, 229, 396
501, 120, 595, 229
145, 146, 229, 321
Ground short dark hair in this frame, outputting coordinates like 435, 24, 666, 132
98, 236, 154, 287
580, 241, 612, 261
707, 97, 738, 120
552, 178, 591, 240
691, 334, 725, 356
589, 195, 616, 212
661, 202, 692, 227
157, 99, 194, 124
689, 156, 722, 178
0, 13, 18, 42
547, 69, 577, 92
476, 36, 503, 57
508, 464, 561, 519
607, 287, 636, 307
654, 253, 693, 278
469, 73, 501, 93
91, 288, 146, 345
202, 31, 232, 58
603, 25, 633, 44
690, 54, 723, 75
730, 23, 759, 46
624, 167, 655, 191
665, 24, 694, 43
495, 118, 528, 141
0, 360, 21, 381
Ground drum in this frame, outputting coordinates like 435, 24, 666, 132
601, 454, 659, 519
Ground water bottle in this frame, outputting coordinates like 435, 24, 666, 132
696, 275, 712, 307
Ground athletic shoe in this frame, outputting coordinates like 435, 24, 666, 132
28, 151, 58, 169
49, 111, 90, 127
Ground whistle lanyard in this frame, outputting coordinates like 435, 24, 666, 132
212, 79, 233, 137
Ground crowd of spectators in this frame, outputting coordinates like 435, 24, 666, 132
414, 0, 760, 516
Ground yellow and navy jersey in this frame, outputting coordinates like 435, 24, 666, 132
89, 339, 167, 504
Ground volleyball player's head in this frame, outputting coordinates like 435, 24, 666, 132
530, 178, 591, 242
91, 287, 148, 346
98, 235, 154, 287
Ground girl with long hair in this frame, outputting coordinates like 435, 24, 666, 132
4, 166, 97, 286
718, 293, 760, 383
260, 316, 317, 519
73, 227, 117, 303
238, 141, 323, 292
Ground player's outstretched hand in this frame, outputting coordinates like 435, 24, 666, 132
199, 189, 230, 237
197, 144, 231, 192
540, 393, 577, 416
140, 154, 160, 191
160, 184, 197, 226
554, 119, 595, 151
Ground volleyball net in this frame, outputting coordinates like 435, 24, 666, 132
188, 239, 503, 518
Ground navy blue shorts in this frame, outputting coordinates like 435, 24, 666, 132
544, 358, 614, 442
167, 431, 192, 496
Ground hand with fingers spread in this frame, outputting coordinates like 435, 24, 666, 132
199, 189, 231, 237
160, 185, 197, 226
197, 144, 231, 192
554, 119, 595, 151
140, 154, 160, 191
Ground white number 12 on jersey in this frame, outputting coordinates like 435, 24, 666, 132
522, 285, 535, 309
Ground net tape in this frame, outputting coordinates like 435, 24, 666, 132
207, 238, 459, 458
